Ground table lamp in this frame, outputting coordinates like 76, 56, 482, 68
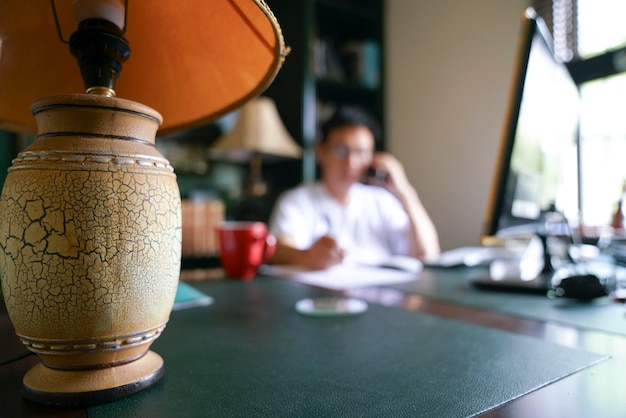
210, 96, 301, 197
0, 0, 286, 406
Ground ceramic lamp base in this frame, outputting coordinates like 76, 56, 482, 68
22, 351, 164, 407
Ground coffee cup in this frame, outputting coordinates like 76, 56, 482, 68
216, 221, 276, 280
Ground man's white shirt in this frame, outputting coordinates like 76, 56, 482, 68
269, 182, 410, 265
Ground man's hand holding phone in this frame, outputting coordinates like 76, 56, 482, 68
361, 165, 389, 186
366, 152, 413, 197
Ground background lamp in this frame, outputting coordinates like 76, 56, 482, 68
211, 96, 302, 198
0, 0, 286, 406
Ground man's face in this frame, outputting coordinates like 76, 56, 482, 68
317, 125, 375, 189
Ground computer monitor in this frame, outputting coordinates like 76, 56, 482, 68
481, 8, 581, 243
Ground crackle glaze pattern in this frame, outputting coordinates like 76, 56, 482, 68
0, 95, 181, 369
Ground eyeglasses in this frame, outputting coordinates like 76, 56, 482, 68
329, 144, 373, 160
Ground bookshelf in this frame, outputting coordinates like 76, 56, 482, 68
264, 0, 385, 183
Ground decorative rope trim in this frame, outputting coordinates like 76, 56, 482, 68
9, 150, 174, 173
18, 324, 167, 355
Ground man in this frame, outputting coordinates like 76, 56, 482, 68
268, 106, 440, 270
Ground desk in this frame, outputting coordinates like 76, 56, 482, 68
2, 267, 626, 417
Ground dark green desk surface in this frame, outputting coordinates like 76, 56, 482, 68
3, 271, 626, 417
387, 267, 626, 336
82, 278, 604, 418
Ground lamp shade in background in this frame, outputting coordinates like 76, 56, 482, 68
210, 96, 302, 162
0, 0, 287, 135
210, 96, 301, 214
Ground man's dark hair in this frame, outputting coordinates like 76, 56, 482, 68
320, 105, 381, 143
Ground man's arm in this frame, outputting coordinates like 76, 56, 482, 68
271, 235, 345, 270
372, 153, 441, 260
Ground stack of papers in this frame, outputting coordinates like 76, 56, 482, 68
260, 257, 422, 291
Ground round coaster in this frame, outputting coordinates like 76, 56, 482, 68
295, 297, 368, 317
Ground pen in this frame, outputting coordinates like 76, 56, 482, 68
323, 213, 333, 237
322, 213, 346, 264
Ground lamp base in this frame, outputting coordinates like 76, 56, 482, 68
22, 351, 164, 407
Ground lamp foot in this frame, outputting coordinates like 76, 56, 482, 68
22, 350, 164, 407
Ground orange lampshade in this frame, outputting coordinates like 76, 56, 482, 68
0, 0, 287, 136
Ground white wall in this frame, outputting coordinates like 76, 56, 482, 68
386, 0, 530, 251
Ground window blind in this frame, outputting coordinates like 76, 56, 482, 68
531, 0, 578, 62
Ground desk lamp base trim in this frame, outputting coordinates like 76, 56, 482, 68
22, 350, 164, 406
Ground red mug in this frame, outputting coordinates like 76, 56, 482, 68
216, 221, 277, 280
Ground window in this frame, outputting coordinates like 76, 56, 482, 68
533, 0, 626, 227
577, 0, 626, 58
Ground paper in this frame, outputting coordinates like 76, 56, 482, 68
259, 262, 420, 290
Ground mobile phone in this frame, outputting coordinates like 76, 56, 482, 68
361, 166, 388, 186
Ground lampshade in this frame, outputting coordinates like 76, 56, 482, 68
210, 96, 302, 162
0, 0, 287, 136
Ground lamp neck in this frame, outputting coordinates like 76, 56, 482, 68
69, 18, 130, 96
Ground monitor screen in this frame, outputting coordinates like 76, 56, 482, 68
481, 8, 581, 242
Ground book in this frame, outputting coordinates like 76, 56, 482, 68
341, 39, 380, 88
172, 281, 214, 311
